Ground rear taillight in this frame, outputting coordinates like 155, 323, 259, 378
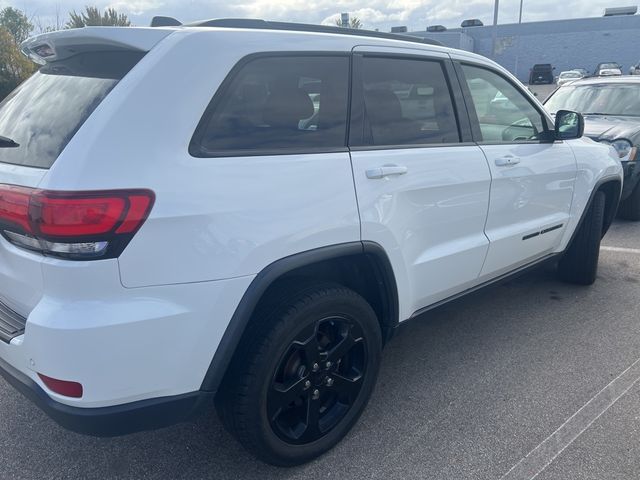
0, 185, 154, 260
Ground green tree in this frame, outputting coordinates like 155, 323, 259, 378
0, 8, 35, 101
0, 27, 36, 100
0, 7, 33, 44
66, 6, 131, 28
334, 16, 363, 29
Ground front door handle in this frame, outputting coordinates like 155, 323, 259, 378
366, 165, 409, 179
495, 156, 521, 167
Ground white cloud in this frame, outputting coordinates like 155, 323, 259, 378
322, 6, 410, 26
0, 0, 629, 33
107, 0, 164, 16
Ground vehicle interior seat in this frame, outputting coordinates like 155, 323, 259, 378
432, 86, 461, 143
363, 88, 424, 145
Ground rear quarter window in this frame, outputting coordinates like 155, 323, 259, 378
190, 54, 350, 156
0, 50, 144, 169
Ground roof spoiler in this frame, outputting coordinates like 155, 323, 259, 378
21, 28, 173, 64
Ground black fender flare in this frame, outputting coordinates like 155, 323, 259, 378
566, 175, 621, 249
199, 241, 399, 393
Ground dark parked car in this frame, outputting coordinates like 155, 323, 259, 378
545, 77, 640, 219
529, 64, 555, 85
461, 19, 483, 27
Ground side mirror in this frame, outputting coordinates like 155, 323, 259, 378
555, 110, 584, 140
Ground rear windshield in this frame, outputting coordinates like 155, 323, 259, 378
0, 50, 144, 169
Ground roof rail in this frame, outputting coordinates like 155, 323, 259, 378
151, 16, 443, 47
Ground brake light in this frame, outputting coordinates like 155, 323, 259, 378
35, 196, 127, 237
0, 185, 154, 260
0, 186, 31, 233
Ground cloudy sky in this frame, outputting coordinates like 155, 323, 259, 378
0, 0, 629, 32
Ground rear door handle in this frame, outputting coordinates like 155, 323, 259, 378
495, 156, 521, 167
366, 165, 408, 179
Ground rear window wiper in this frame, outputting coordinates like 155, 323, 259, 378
0, 135, 19, 148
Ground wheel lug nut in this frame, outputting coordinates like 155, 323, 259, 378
304, 380, 311, 390
312, 389, 320, 400
312, 363, 320, 372
325, 361, 332, 369
325, 377, 334, 387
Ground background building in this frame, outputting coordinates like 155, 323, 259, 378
408, 11, 640, 83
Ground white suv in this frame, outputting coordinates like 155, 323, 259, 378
0, 19, 623, 466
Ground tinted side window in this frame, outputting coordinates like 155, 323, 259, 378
192, 56, 349, 155
461, 64, 547, 143
360, 57, 460, 146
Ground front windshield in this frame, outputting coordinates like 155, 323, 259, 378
561, 72, 580, 79
545, 84, 640, 116
600, 63, 619, 70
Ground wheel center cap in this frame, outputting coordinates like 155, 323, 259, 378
311, 371, 326, 387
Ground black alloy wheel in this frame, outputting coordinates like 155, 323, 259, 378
217, 283, 382, 466
267, 315, 367, 444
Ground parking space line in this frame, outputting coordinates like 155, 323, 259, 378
499, 357, 640, 480
601, 246, 640, 254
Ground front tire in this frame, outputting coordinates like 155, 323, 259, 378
217, 284, 382, 466
558, 191, 606, 285
617, 181, 640, 221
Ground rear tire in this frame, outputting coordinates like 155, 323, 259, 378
217, 283, 382, 466
617, 181, 640, 221
558, 191, 606, 285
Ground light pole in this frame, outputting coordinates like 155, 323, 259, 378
519, 0, 524, 23
491, 0, 499, 58
515, 0, 524, 81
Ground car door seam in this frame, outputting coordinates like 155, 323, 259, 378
476, 143, 494, 275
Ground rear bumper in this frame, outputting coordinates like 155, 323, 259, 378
0, 251, 254, 435
0, 355, 214, 436
0, 256, 253, 408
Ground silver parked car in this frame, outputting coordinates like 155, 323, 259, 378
595, 62, 622, 76
557, 70, 585, 86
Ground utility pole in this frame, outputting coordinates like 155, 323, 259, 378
492, 0, 499, 58
519, 0, 524, 23
513, 0, 524, 78
516, 0, 524, 81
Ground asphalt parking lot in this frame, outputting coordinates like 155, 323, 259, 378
0, 218, 638, 479
527, 83, 557, 102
